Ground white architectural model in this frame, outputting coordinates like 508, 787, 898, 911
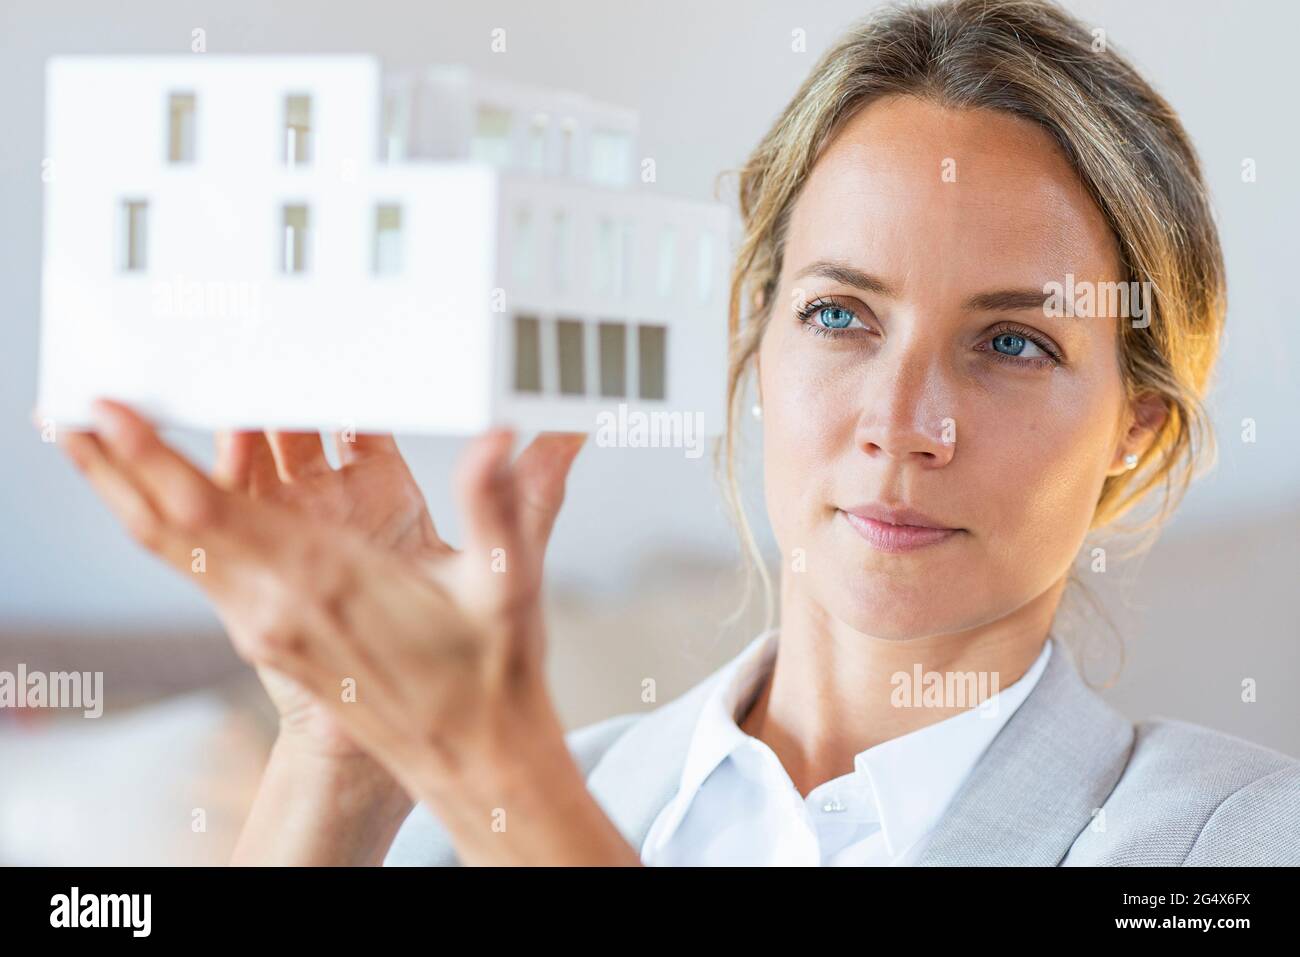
38, 57, 730, 437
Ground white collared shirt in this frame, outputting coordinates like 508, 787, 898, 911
640, 630, 1053, 866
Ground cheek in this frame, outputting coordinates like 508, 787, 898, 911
967, 381, 1118, 568
759, 330, 859, 549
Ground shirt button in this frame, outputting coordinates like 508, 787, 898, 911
821, 797, 847, 813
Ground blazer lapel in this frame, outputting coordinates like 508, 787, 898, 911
584, 667, 719, 854
911, 639, 1135, 865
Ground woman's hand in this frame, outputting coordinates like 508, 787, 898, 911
56, 401, 638, 864
204, 427, 465, 863
211, 429, 449, 765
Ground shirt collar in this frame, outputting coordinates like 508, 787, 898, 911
664, 630, 1055, 858
857, 638, 1053, 856
675, 626, 781, 801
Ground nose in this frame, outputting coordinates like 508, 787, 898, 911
853, 344, 956, 468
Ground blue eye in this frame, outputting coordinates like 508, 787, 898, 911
818, 306, 856, 329
796, 298, 869, 339
991, 332, 1049, 360
993, 332, 1027, 355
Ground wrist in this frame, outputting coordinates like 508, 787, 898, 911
231, 735, 416, 866
409, 683, 640, 866
415, 671, 565, 797
268, 734, 415, 823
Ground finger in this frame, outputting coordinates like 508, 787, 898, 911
332, 431, 401, 466
59, 429, 189, 565
266, 432, 331, 481
513, 432, 586, 555
453, 427, 521, 567
214, 431, 280, 494
90, 399, 231, 540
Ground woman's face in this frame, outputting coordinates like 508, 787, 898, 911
758, 94, 1144, 640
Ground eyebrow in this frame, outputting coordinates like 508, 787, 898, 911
792, 259, 1050, 312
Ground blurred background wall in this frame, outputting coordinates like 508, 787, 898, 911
0, 0, 1296, 863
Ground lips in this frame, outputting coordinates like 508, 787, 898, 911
841, 503, 955, 529
838, 503, 961, 553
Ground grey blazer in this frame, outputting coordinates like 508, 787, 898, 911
385, 640, 1300, 866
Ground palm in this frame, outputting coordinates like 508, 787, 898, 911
210, 429, 579, 760
261, 451, 444, 557
212, 434, 441, 758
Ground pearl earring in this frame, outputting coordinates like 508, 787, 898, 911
1123, 452, 1138, 470
752, 402, 763, 420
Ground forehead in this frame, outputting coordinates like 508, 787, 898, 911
785, 95, 1122, 294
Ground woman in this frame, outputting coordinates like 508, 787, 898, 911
57, 0, 1298, 866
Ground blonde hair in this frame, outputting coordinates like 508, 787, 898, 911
712, 0, 1227, 634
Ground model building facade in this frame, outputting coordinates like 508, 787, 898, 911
39, 56, 729, 436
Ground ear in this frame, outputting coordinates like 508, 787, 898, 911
1108, 392, 1169, 476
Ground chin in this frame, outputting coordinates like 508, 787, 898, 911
820, 563, 972, 641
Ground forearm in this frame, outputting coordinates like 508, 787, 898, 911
232, 737, 414, 866
428, 751, 641, 866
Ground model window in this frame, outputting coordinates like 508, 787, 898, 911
638, 324, 667, 400
598, 321, 627, 397
513, 314, 542, 393
373, 204, 403, 275
556, 319, 585, 396
167, 92, 196, 163
119, 200, 148, 272
281, 204, 310, 273
284, 94, 312, 165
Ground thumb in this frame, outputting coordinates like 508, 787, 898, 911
513, 431, 587, 556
